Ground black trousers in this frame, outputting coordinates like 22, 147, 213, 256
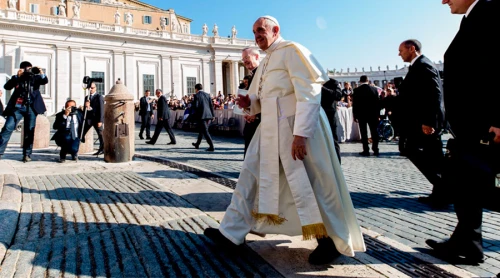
83, 121, 104, 151
139, 113, 152, 138
405, 132, 446, 199
447, 142, 500, 256
324, 110, 341, 164
60, 131, 80, 159
195, 119, 214, 148
358, 117, 379, 153
150, 119, 176, 144
243, 114, 261, 158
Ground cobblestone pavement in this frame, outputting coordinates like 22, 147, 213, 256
0, 170, 281, 277
134, 124, 500, 277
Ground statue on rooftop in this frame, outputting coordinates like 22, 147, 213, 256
202, 23, 208, 36
114, 10, 121, 25
72, 1, 81, 19
212, 23, 219, 37
231, 25, 237, 38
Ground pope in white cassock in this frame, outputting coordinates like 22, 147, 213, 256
204, 16, 366, 265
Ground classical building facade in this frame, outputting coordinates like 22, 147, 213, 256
328, 63, 444, 87
0, 0, 252, 115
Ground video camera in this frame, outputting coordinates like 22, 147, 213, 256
82, 76, 103, 89
19, 66, 41, 82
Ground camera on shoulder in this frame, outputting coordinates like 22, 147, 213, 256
82, 76, 103, 89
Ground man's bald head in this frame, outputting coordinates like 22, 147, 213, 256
253, 16, 280, 51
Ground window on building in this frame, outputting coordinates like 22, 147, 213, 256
143, 74, 155, 93
187, 77, 196, 96
143, 15, 152, 25
91, 71, 105, 95
30, 4, 39, 14
165, 18, 169, 25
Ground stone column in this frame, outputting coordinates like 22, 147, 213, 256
202, 58, 211, 93
124, 52, 136, 93
231, 61, 239, 95
56, 46, 70, 111
214, 59, 223, 96
170, 56, 180, 98
112, 50, 125, 84
20, 115, 50, 149
69, 47, 84, 104
3, 40, 18, 100
160, 55, 172, 94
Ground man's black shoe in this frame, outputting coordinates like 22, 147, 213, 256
426, 239, 484, 265
192, 143, 199, 149
72, 155, 78, 162
206, 147, 215, 152
23, 155, 31, 163
146, 137, 152, 140
359, 151, 370, 156
139, 135, 144, 140
373, 151, 380, 156
418, 196, 450, 209
309, 237, 341, 265
58, 159, 66, 163
204, 228, 239, 253
145, 141, 155, 145
93, 150, 104, 156
167, 142, 176, 145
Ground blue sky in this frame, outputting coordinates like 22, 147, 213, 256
145, 0, 460, 71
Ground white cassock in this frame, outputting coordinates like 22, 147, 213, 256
220, 37, 366, 257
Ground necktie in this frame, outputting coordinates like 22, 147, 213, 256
70, 116, 77, 140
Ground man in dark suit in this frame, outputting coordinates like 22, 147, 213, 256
81, 82, 104, 155
352, 75, 380, 156
139, 90, 154, 140
0, 61, 48, 162
397, 39, 447, 208
426, 0, 500, 264
52, 100, 84, 163
191, 83, 215, 151
146, 89, 176, 145
321, 78, 343, 163
241, 47, 260, 158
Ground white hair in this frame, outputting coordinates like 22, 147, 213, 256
242, 47, 260, 57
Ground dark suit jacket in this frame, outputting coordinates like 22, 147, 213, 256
444, 0, 499, 143
352, 84, 380, 121
84, 93, 104, 124
139, 96, 153, 116
192, 91, 214, 120
3, 74, 48, 116
398, 55, 445, 135
51, 109, 84, 146
156, 95, 170, 120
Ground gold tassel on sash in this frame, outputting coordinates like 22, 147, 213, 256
302, 223, 329, 240
251, 211, 287, 225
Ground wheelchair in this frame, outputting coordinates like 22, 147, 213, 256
377, 116, 394, 142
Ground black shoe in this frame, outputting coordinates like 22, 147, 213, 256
418, 196, 450, 209
206, 147, 215, 152
145, 141, 155, 145
426, 239, 484, 264
146, 137, 152, 140
23, 155, 31, 163
167, 142, 176, 145
139, 135, 144, 140
58, 159, 66, 163
373, 151, 380, 156
359, 151, 370, 156
192, 143, 199, 149
72, 155, 78, 162
308, 237, 341, 265
93, 150, 104, 156
204, 228, 239, 253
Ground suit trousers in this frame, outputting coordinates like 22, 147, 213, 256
325, 110, 341, 164
448, 143, 500, 257
140, 114, 152, 138
358, 117, 379, 153
0, 107, 37, 156
150, 119, 176, 144
243, 115, 260, 158
195, 119, 214, 148
83, 121, 104, 151
60, 131, 80, 159
406, 132, 446, 199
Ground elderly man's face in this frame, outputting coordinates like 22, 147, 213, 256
398, 43, 414, 63
253, 18, 279, 51
242, 50, 259, 70
442, 0, 475, 14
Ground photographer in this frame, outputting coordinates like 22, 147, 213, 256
81, 82, 104, 155
0, 61, 48, 162
52, 100, 83, 163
